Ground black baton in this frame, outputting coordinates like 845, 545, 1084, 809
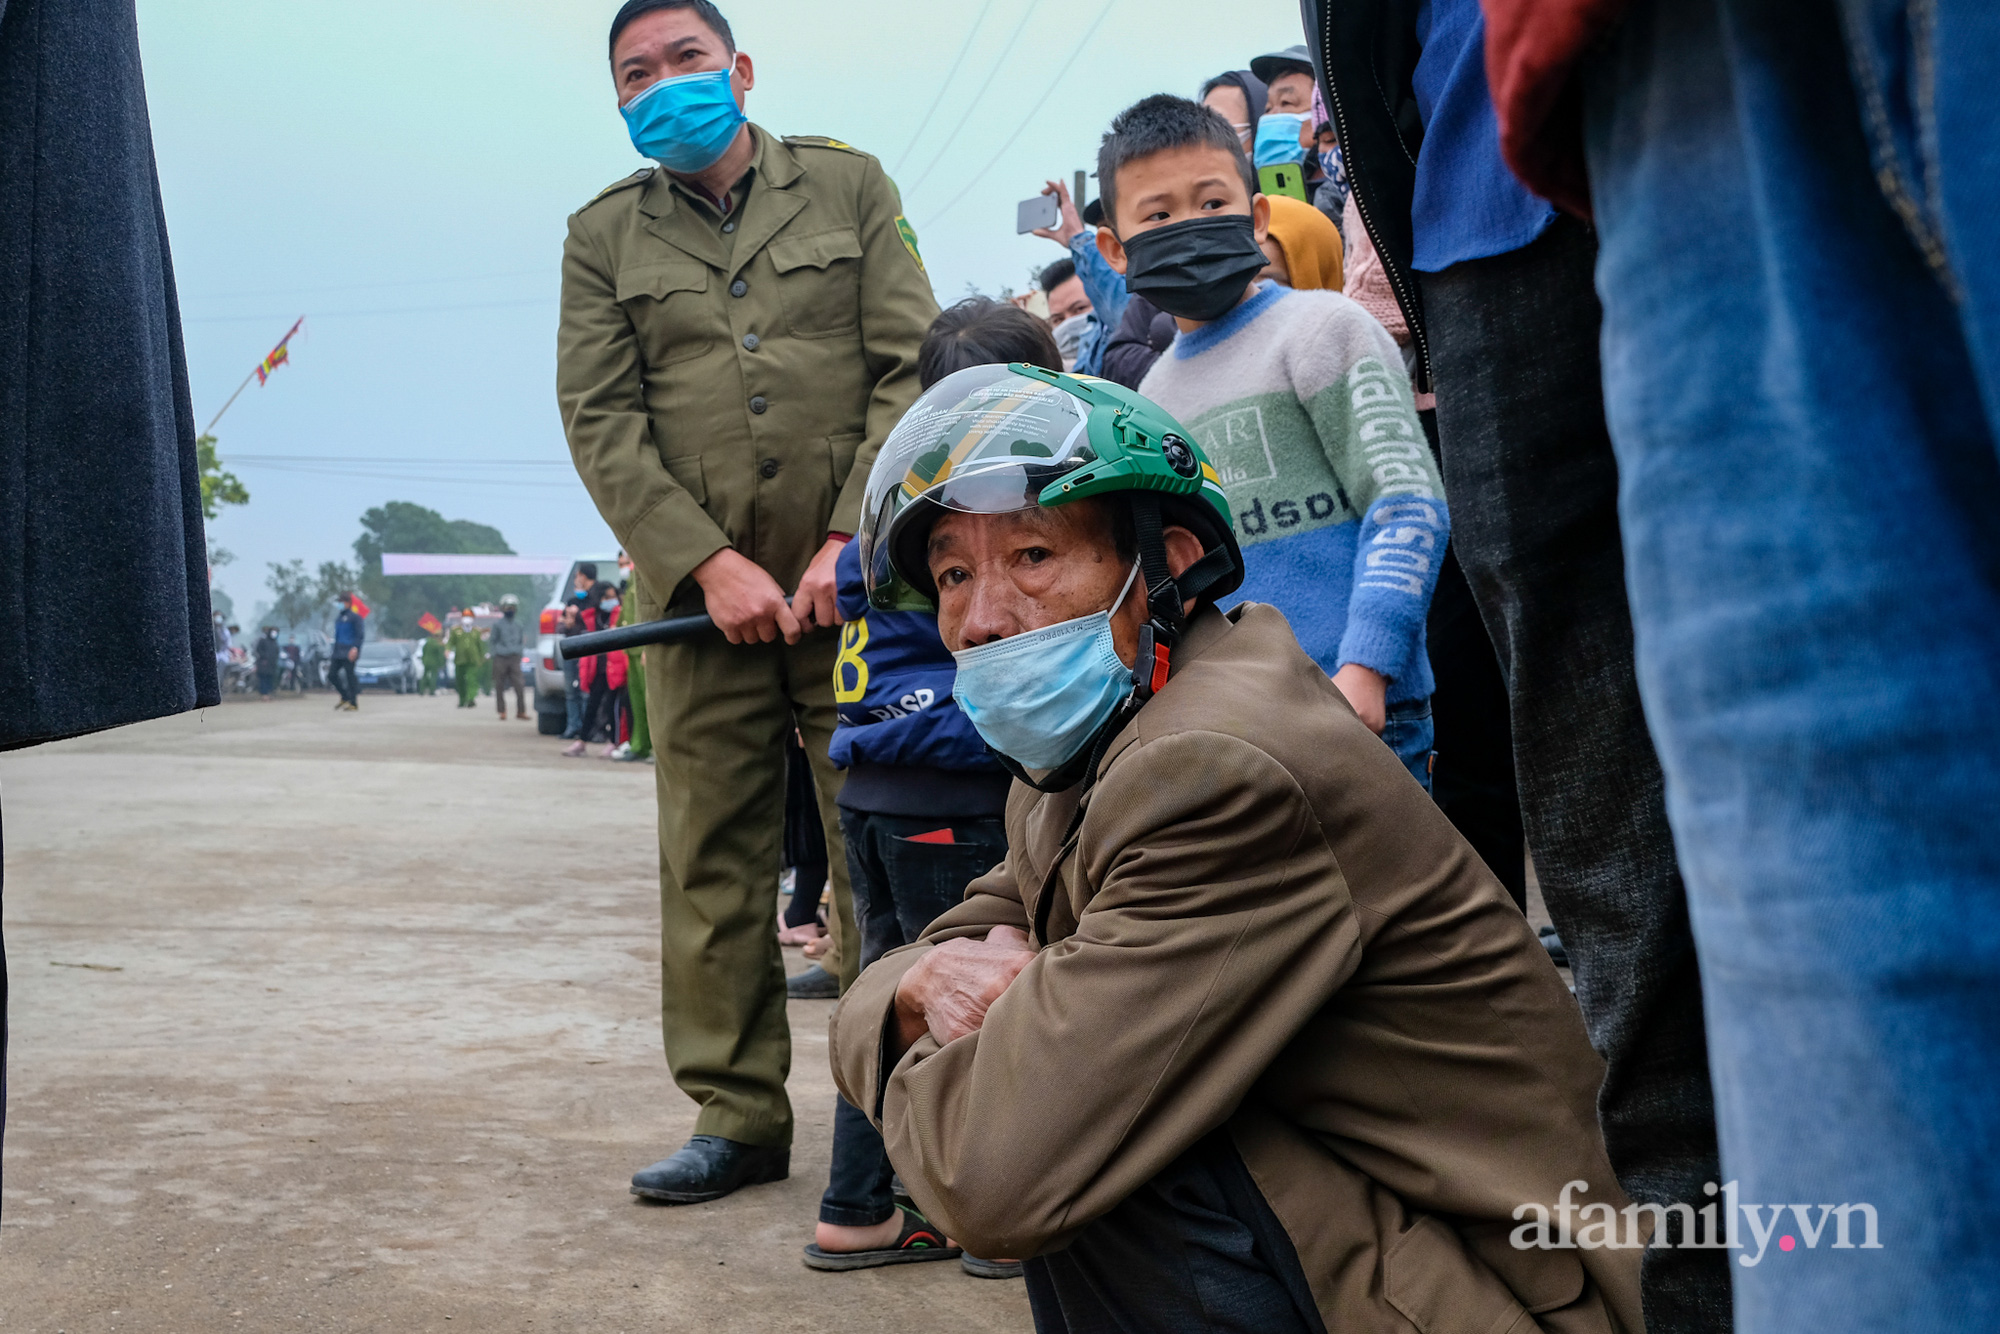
557, 612, 718, 660
556, 598, 803, 660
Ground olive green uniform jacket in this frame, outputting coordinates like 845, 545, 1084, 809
557, 128, 936, 618
832, 605, 1644, 1334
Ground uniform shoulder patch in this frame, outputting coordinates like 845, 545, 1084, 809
579, 168, 652, 212
784, 135, 865, 155
895, 215, 925, 273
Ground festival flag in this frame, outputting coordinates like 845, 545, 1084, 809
348, 592, 371, 618
417, 612, 443, 636
253, 317, 304, 386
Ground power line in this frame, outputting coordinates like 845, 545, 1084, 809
890, 0, 998, 175
186, 267, 550, 302
923, 0, 1120, 229
229, 455, 571, 466
224, 461, 584, 489
182, 296, 552, 325
897, 0, 1044, 202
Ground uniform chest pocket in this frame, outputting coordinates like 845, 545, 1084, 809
616, 262, 713, 365
766, 228, 863, 338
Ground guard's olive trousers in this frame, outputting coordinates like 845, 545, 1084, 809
645, 627, 856, 1148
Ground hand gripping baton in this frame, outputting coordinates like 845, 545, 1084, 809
555, 599, 798, 661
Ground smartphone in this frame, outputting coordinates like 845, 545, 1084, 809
1258, 163, 1309, 203
1016, 194, 1061, 234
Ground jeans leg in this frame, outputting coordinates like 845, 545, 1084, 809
1585, 2, 2000, 1327
1024, 1132, 1325, 1334
877, 817, 1011, 946
819, 1095, 896, 1228
1378, 698, 1435, 793
1418, 217, 1727, 1332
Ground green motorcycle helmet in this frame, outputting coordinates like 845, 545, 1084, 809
859, 364, 1243, 615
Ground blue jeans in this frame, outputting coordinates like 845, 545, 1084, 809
561, 658, 583, 739
1380, 697, 1434, 793
1585, 3, 2000, 1328
820, 809, 1007, 1227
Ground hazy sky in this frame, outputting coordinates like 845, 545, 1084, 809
145, 0, 1307, 615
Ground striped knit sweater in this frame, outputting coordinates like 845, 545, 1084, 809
1138, 281, 1448, 703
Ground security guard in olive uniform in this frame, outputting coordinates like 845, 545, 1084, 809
557, 0, 938, 1205
448, 614, 485, 709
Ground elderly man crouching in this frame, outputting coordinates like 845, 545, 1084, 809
831, 365, 1645, 1332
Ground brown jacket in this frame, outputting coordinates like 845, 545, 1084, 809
832, 604, 1644, 1334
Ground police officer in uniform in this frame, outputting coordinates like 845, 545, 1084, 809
558, 0, 937, 1205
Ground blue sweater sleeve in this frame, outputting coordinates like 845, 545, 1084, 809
1069, 233, 1129, 339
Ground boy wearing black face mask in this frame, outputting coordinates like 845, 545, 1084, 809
1096, 94, 1448, 789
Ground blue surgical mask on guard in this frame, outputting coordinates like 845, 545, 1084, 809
951, 562, 1141, 771
1253, 112, 1308, 169
620, 68, 747, 174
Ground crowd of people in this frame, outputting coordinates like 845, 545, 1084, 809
548, 1, 1993, 1332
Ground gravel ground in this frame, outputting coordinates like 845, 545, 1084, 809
0, 691, 1029, 1333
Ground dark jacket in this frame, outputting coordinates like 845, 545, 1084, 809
828, 539, 1008, 816
1100, 294, 1177, 390
1, 0, 217, 749
1299, 0, 1433, 389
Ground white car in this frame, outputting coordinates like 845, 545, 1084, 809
533, 555, 621, 734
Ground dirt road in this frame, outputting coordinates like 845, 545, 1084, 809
0, 692, 1029, 1332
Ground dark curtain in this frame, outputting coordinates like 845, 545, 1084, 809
0, 0, 218, 1197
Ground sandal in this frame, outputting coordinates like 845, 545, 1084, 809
803, 1205, 961, 1272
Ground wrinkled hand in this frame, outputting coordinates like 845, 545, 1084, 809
894, 926, 1037, 1052
692, 547, 802, 645
1030, 179, 1086, 248
792, 536, 847, 631
1332, 663, 1387, 735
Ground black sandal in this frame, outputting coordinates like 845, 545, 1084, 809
802, 1205, 963, 1272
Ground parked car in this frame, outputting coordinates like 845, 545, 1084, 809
354, 638, 420, 693
533, 555, 620, 734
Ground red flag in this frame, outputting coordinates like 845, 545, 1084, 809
417, 612, 443, 635
348, 593, 371, 618
253, 317, 303, 386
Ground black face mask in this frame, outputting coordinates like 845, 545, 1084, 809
1118, 214, 1267, 322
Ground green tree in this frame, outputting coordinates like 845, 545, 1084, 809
351, 501, 539, 637
265, 559, 320, 630
196, 433, 250, 520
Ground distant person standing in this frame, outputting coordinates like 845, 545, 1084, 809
448, 614, 484, 710
617, 552, 653, 763
211, 612, 230, 687
488, 594, 529, 720
557, 0, 936, 1205
329, 593, 363, 712
253, 626, 279, 700
420, 629, 444, 695
557, 602, 587, 739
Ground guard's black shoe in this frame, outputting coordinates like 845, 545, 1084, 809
786, 965, 839, 1000
630, 1135, 789, 1204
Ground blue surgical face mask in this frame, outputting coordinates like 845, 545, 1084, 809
620, 67, 746, 174
951, 562, 1141, 771
1253, 112, 1308, 169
